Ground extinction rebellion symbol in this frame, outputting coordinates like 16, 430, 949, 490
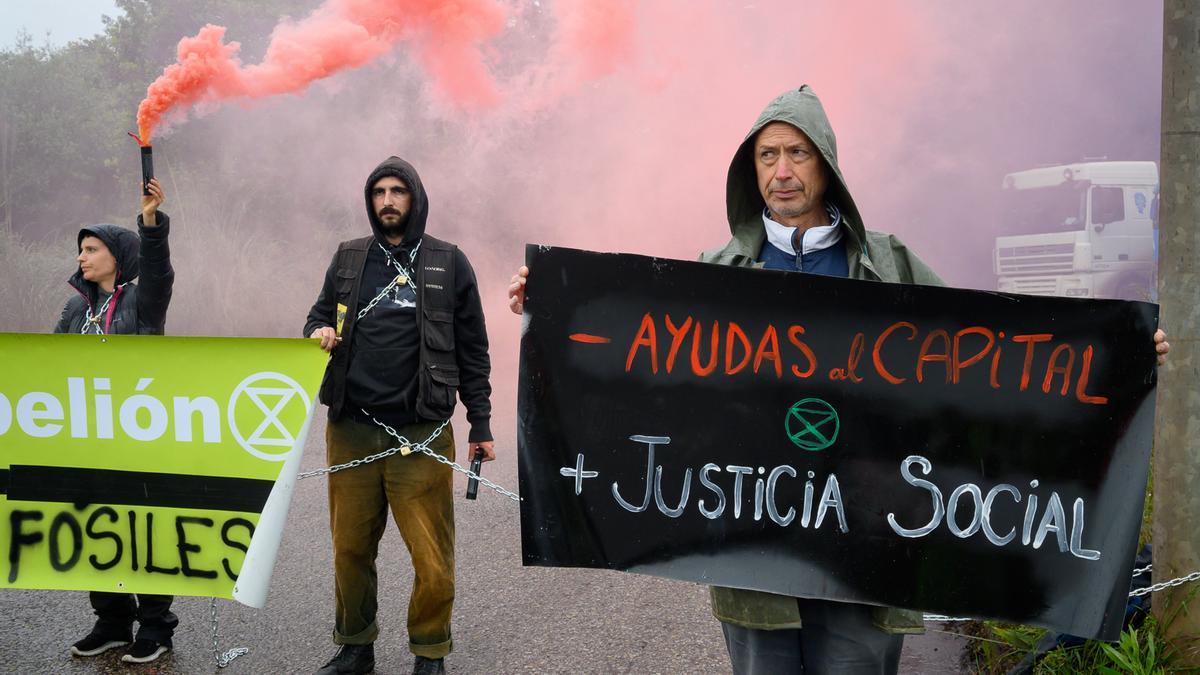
227, 371, 311, 461
785, 398, 839, 452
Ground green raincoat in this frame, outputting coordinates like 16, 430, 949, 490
701, 85, 940, 635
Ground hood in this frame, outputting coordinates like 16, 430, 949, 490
70, 223, 140, 299
725, 85, 867, 247
364, 156, 429, 251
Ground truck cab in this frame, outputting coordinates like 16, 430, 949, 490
994, 161, 1158, 300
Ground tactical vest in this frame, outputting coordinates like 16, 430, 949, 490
318, 235, 460, 422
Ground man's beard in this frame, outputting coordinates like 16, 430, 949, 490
380, 221, 405, 239
378, 210, 408, 239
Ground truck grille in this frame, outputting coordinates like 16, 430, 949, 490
1007, 277, 1059, 295
997, 243, 1074, 276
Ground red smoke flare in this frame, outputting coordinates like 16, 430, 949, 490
135, 0, 508, 143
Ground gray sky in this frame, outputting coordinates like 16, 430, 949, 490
3, 0, 122, 49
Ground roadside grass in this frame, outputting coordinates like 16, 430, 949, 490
962, 615, 1192, 674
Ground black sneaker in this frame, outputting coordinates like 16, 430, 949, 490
412, 656, 445, 675
121, 638, 171, 664
70, 629, 131, 657
316, 643, 375, 674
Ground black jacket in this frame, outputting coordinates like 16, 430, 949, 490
304, 157, 493, 442
53, 216, 174, 335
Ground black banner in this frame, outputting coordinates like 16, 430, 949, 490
517, 245, 1158, 640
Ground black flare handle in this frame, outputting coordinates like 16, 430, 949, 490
465, 448, 484, 500
139, 145, 154, 196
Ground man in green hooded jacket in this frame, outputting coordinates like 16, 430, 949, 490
695, 85, 935, 674
508, 85, 935, 673
508, 85, 1170, 674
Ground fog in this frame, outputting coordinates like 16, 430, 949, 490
1, 0, 1164, 428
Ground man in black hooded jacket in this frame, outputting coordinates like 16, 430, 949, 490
55, 178, 179, 665
305, 156, 494, 675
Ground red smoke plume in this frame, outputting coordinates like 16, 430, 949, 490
135, 0, 511, 143
510, 1, 637, 113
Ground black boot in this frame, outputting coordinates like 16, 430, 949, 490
316, 643, 375, 674
412, 655, 445, 675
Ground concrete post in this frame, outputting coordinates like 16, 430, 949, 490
1154, 1, 1200, 661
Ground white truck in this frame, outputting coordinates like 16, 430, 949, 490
994, 161, 1158, 301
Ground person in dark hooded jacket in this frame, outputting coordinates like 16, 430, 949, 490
54, 179, 174, 336
57, 178, 179, 665
305, 156, 494, 675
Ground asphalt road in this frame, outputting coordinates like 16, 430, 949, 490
0, 415, 970, 674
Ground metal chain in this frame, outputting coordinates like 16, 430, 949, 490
296, 417, 449, 480
357, 271, 405, 319
296, 411, 521, 502
80, 281, 130, 334
404, 438, 522, 502
1132, 563, 1153, 577
355, 239, 423, 321
209, 598, 248, 668
378, 239, 421, 280
1129, 570, 1200, 598
367, 412, 522, 503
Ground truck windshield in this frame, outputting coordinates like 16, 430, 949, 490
1000, 183, 1086, 236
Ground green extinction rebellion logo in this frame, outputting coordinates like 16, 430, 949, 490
785, 398, 839, 452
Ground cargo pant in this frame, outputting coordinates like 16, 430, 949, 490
327, 417, 455, 659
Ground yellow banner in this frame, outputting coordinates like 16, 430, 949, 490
0, 333, 326, 607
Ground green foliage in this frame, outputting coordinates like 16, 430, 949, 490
1096, 625, 1166, 675
0, 0, 319, 236
1035, 640, 1114, 674
960, 621, 1046, 673
0, 225, 74, 332
0, 0, 353, 337
0, 32, 129, 230
964, 616, 1190, 674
